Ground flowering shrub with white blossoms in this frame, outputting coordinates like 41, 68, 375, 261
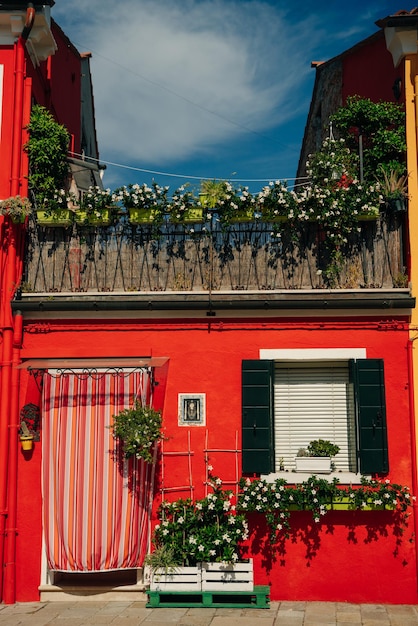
78, 186, 116, 217
116, 182, 169, 227
168, 185, 207, 223
216, 183, 256, 225
256, 180, 298, 221
238, 475, 414, 545
152, 474, 248, 565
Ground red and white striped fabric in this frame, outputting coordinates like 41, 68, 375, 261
42, 370, 155, 572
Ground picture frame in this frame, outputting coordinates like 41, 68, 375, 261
178, 394, 206, 426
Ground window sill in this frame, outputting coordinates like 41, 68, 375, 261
260, 471, 368, 485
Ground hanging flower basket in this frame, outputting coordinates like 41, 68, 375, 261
110, 402, 164, 463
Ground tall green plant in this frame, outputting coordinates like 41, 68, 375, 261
330, 96, 406, 180
25, 105, 70, 209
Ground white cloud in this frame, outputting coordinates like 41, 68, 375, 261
52, 0, 319, 171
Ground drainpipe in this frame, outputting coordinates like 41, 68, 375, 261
0, 4, 35, 603
2, 312, 23, 605
407, 339, 418, 589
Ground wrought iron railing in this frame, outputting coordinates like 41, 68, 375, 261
21, 213, 406, 293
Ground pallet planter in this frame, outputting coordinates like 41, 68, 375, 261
201, 559, 253, 591
149, 565, 201, 592
146, 585, 270, 609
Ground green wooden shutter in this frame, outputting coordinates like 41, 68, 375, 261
351, 359, 389, 474
242, 360, 274, 474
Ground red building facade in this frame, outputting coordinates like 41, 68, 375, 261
1, 4, 418, 606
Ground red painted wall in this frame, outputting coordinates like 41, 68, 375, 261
0, 48, 19, 197
15, 315, 417, 603
0, 22, 82, 201
27, 23, 82, 153
342, 33, 402, 104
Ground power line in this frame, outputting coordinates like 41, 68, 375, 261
70, 151, 308, 185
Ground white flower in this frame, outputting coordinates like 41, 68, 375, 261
198, 545, 205, 552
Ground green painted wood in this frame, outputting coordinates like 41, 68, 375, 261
242, 360, 274, 474
146, 585, 270, 609
351, 359, 389, 474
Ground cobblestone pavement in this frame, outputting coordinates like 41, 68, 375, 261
1, 601, 418, 625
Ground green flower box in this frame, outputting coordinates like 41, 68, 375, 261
261, 212, 288, 223
229, 209, 254, 223
330, 495, 394, 511
357, 207, 380, 221
128, 207, 160, 224
36, 209, 72, 227
170, 207, 204, 224
74, 209, 111, 225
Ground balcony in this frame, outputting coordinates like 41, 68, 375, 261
17, 209, 407, 294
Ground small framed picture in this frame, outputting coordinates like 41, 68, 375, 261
178, 394, 206, 426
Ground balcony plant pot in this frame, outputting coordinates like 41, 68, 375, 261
229, 209, 254, 223
20, 435, 34, 451
387, 196, 407, 213
294, 456, 332, 474
36, 209, 72, 227
170, 206, 204, 224
263, 214, 288, 223
74, 209, 112, 226
357, 207, 380, 221
128, 207, 160, 225
201, 559, 253, 591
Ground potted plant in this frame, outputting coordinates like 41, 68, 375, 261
116, 182, 169, 226
379, 168, 408, 213
19, 420, 34, 451
25, 105, 73, 226
216, 183, 256, 225
295, 439, 340, 474
168, 184, 204, 224
199, 179, 228, 209
257, 180, 297, 222
147, 472, 251, 591
110, 401, 164, 463
74, 186, 116, 225
18, 402, 40, 451
0, 196, 32, 223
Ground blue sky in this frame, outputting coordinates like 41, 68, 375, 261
51, 1, 416, 195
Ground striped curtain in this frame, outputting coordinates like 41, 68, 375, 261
42, 370, 155, 572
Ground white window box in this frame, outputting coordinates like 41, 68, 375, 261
294, 456, 332, 474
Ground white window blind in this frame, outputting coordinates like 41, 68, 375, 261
274, 361, 356, 472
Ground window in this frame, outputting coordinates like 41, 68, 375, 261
242, 359, 389, 476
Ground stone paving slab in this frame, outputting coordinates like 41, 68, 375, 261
0, 601, 418, 625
